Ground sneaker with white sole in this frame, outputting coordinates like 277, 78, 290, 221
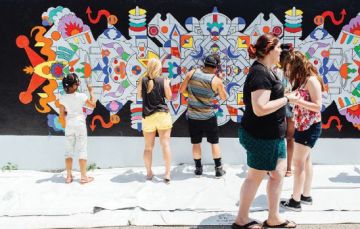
301, 194, 313, 205
280, 198, 302, 212
194, 166, 203, 177
215, 166, 226, 178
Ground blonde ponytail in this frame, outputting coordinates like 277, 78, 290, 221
146, 58, 162, 93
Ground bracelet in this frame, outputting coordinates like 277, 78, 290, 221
284, 95, 289, 103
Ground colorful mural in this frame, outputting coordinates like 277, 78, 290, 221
16, 6, 360, 133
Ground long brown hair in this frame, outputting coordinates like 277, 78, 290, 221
248, 33, 279, 59
287, 51, 325, 91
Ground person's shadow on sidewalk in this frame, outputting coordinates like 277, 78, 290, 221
170, 164, 213, 181
36, 174, 65, 183
110, 169, 147, 183
198, 213, 235, 228
328, 167, 360, 183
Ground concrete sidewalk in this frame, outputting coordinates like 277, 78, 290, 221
82, 225, 360, 229
1, 164, 360, 228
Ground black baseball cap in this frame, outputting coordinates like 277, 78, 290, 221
204, 54, 220, 68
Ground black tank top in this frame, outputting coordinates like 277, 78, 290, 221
142, 76, 169, 117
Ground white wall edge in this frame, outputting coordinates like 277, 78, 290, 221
0, 136, 359, 170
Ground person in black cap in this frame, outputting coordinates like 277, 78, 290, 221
179, 54, 227, 178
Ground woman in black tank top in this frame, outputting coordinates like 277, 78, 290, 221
137, 58, 173, 183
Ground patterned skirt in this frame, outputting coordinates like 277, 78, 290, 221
238, 127, 286, 171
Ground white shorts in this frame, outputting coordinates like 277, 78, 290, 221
65, 124, 87, 160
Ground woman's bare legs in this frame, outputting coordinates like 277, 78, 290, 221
234, 167, 266, 228
158, 128, 172, 180
292, 143, 311, 201
143, 131, 156, 179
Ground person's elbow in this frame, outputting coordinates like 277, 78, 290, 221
219, 92, 227, 101
313, 103, 322, 112
253, 106, 266, 117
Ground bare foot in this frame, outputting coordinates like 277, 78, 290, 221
146, 171, 154, 180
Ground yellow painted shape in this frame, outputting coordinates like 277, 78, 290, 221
129, 8, 146, 16
237, 36, 250, 48
33, 61, 68, 80
237, 92, 244, 105
285, 9, 303, 16
37, 93, 49, 98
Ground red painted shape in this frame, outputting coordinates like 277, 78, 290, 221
321, 9, 347, 26
322, 115, 342, 131
16, 35, 47, 104
86, 7, 111, 24
90, 115, 114, 131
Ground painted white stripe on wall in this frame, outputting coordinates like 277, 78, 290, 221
0, 136, 359, 170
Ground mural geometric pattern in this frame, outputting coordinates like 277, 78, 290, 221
16, 6, 360, 132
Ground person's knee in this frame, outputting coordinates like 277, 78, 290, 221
78, 153, 87, 160
286, 135, 294, 141
160, 138, 170, 148
270, 169, 285, 180
144, 147, 153, 154
293, 158, 305, 171
65, 153, 74, 159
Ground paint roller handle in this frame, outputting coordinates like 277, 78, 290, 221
86, 84, 95, 102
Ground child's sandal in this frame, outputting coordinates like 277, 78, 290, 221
65, 176, 73, 184
80, 176, 94, 184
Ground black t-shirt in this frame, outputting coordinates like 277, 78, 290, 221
142, 77, 169, 118
241, 61, 286, 139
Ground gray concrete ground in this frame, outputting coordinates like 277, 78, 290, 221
77, 225, 360, 229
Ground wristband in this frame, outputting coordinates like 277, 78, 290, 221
284, 95, 289, 103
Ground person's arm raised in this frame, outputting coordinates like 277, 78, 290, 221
179, 69, 195, 94
164, 77, 172, 100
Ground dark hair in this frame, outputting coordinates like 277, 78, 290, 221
280, 43, 294, 67
248, 33, 279, 59
287, 51, 325, 92
204, 54, 221, 68
62, 73, 79, 93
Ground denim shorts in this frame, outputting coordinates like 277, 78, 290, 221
294, 122, 322, 148
285, 104, 294, 118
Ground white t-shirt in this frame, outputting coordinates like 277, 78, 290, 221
59, 92, 88, 126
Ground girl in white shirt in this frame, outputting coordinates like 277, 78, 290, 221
59, 73, 96, 184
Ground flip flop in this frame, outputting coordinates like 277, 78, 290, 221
80, 176, 94, 184
263, 220, 296, 228
232, 221, 262, 229
65, 176, 73, 184
285, 170, 292, 177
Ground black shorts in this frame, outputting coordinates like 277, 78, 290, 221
294, 122, 322, 148
188, 116, 219, 144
